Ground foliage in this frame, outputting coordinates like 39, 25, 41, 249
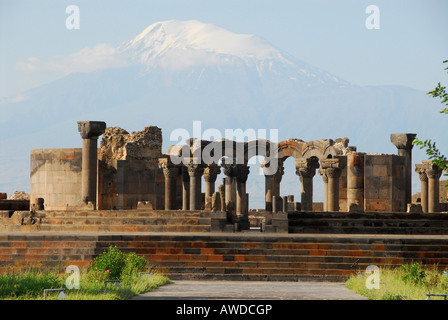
89, 245, 126, 280
122, 252, 148, 279
346, 263, 448, 300
0, 246, 170, 300
413, 60, 448, 181
0, 269, 63, 299
88, 245, 149, 282
400, 262, 426, 285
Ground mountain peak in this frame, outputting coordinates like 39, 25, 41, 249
119, 19, 287, 70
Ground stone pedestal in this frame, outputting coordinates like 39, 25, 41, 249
390, 133, 417, 206
77, 121, 106, 208
296, 158, 319, 212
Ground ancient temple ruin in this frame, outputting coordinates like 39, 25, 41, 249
27, 121, 446, 232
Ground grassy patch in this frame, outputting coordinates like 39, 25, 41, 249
0, 268, 171, 300
345, 263, 448, 300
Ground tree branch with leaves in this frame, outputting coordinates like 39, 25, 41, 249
413, 60, 448, 181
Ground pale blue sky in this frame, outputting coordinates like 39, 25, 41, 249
0, 0, 447, 98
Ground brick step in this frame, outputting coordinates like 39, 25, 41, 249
39, 217, 210, 226
35, 210, 210, 219
9, 224, 211, 233
289, 226, 448, 235
127, 247, 448, 259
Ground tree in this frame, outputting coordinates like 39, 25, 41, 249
413, 60, 448, 180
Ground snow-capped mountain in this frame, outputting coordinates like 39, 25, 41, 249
118, 20, 346, 88
0, 20, 445, 207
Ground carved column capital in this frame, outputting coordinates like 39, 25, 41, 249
415, 164, 428, 182
295, 158, 319, 179
77, 121, 106, 139
235, 164, 250, 183
390, 133, 417, 150
203, 164, 221, 183
321, 157, 345, 178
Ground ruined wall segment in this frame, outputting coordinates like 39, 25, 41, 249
30, 148, 83, 210
97, 126, 165, 210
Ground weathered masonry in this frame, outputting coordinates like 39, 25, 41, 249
29, 121, 445, 223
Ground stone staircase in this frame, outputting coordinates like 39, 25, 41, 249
1, 233, 448, 282
0, 210, 213, 233
288, 212, 448, 235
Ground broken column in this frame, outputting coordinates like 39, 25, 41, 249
347, 152, 365, 212
390, 133, 417, 206
77, 121, 106, 208
321, 157, 345, 212
295, 157, 319, 212
158, 158, 179, 210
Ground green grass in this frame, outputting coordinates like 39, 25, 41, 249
0, 268, 171, 300
345, 263, 448, 300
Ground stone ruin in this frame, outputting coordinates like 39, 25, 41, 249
24, 121, 447, 223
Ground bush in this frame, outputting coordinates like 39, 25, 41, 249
122, 252, 147, 279
400, 262, 426, 285
89, 245, 127, 280
88, 245, 148, 281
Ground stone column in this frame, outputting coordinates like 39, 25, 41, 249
347, 152, 365, 212
180, 166, 189, 211
77, 121, 106, 208
321, 158, 345, 212
186, 162, 204, 211
222, 164, 236, 216
295, 158, 319, 212
261, 160, 283, 212
390, 133, 417, 206
218, 182, 225, 211
158, 158, 179, 210
425, 161, 442, 213
203, 163, 221, 201
415, 163, 429, 213
235, 164, 250, 217
318, 168, 328, 211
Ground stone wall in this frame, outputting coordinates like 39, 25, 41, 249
30, 148, 83, 210
364, 154, 405, 212
97, 126, 165, 210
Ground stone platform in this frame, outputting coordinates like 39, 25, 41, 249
2, 209, 448, 281
1, 231, 448, 282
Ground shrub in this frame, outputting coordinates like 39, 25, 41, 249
400, 262, 426, 285
122, 252, 147, 279
88, 245, 149, 282
89, 245, 126, 280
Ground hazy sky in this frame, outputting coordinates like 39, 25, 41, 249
1, 0, 447, 99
